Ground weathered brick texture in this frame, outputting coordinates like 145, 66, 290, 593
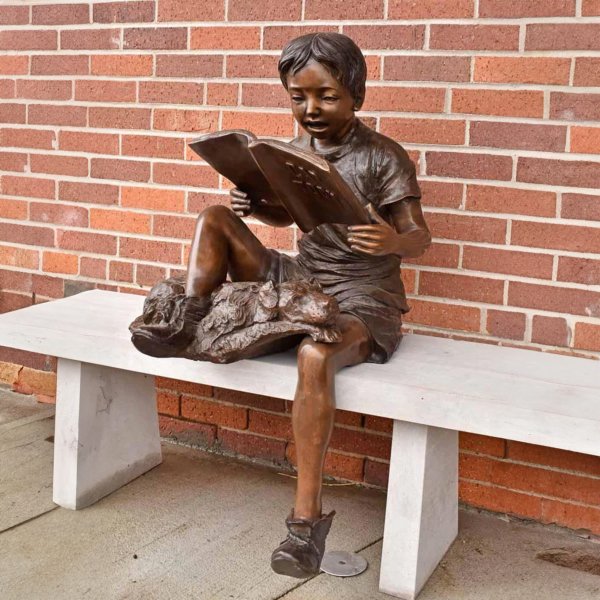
0, 0, 598, 535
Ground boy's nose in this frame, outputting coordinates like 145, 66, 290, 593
305, 99, 321, 116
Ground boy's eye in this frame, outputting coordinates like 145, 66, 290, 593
291, 96, 304, 103
323, 96, 338, 102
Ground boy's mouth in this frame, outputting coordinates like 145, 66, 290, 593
303, 121, 328, 131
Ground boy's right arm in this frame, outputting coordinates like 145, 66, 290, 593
229, 188, 294, 227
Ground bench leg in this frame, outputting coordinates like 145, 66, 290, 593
53, 359, 162, 510
379, 421, 458, 599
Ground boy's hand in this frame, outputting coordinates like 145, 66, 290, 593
230, 188, 255, 218
347, 204, 402, 256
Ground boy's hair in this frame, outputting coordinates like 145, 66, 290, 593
278, 33, 367, 110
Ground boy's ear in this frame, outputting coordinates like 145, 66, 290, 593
353, 96, 364, 111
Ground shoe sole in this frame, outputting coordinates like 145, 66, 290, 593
271, 556, 317, 579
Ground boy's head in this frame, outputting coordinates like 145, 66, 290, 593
278, 33, 367, 111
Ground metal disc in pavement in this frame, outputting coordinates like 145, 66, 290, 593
321, 551, 368, 577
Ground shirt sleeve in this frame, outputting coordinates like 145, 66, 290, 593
374, 142, 421, 209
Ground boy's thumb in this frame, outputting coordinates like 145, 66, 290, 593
367, 203, 386, 225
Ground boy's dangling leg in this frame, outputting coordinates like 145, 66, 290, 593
271, 315, 372, 578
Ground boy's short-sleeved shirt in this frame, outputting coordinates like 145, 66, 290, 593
270, 118, 422, 364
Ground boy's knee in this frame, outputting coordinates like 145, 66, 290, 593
297, 341, 332, 373
197, 204, 235, 227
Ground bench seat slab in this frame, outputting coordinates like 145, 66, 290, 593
379, 421, 458, 599
52, 359, 162, 510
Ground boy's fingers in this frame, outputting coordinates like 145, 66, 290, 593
348, 225, 382, 232
352, 240, 380, 249
348, 232, 383, 241
230, 188, 248, 198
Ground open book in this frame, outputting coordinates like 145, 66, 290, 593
188, 130, 370, 233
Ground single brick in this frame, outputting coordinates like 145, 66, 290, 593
14, 366, 57, 398
557, 257, 600, 286
304, 0, 384, 19
574, 58, 600, 87
90, 208, 151, 234
509, 282, 600, 318
93, 1, 154, 22
80, 257, 107, 279
159, 415, 216, 448
153, 109, 219, 133
61, 29, 120, 49
459, 481, 542, 522
0, 245, 39, 269
156, 390, 180, 417
0, 198, 27, 219
0, 5, 29, 25
89, 107, 152, 130
526, 24, 600, 51
90, 158, 151, 183
486, 310, 526, 340
109, 260, 134, 282
59, 131, 119, 155
511, 220, 600, 254
152, 162, 218, 187
403, 299, 481, 332
248, 410, 291, 439
453, 89, 544, 118
16, 80, 72, 101
541, 501, 600, 535
364, 459, 390, 487
241, 84, 286, 108
420, 272, 505, 305
122, 186, 185, 212
123, 27, 187, 50
517, 157, 600, 189
430, 25, 519, 51
28, 105, 87, 127
550, 93, 600, 122
57, 230, 117, 255
122, 134, 184, 160
136, 263, 166, 286
426, 151, 513, 181
470, 121, 566, 153
389, 0, 473, 18
119, 237, 182, 263
404, 242, 460, 269
156, 55, 223, 78
30, 154, 88, 177
75, 80, 136, 103
228, 0, 302, 20
153, 214, 196, 239
0, 152, 26, 173
0, 56, 28, 75
573, 323, 600, 352
221, 111, 294, 137
157, 0, 224, 21
571, 127, 600, 155
561, 194, 600, 222
91, 54, 153, 77
59, 181, 119, 206
248, 223, 294, 250
343, 25, 425, 50
460, 433, 506, 458
227, 55, 278, 78
31, 55, 89, 76
480, 0, 575, 17
1, 128, 55, 150
384, 55, 471, 82
0, 103, 25, 124
1, 175, 55, 199
156, 377, 212, 398
30, 202, 89, 227
583, 0, 600, 14
466, 185, 556, 217
474, 57, 571, 86
43, 252, 78, 275
363, 86, 446, 113
190, 26, 260, 50
208, 83, 239, 106
218, 429, 286, 463
419, 181, 463, 209
425, 213, 507, 244
507, 441, 599, 477
139, 81, 204, 105
0, 30, 57, 51
188, 192, 229, 213
32, 3, 89, 24
380, 117, 465, 146
463, 246, 554, 279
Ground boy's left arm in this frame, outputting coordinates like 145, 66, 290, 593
347, 199, 431, 258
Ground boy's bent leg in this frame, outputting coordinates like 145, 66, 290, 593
186, 205, 274, 297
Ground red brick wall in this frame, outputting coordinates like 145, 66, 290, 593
0, 1, 599, 534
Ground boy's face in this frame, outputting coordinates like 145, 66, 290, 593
286, 60, 356, 143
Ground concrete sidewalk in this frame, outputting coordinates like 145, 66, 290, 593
1, 388, 599, 600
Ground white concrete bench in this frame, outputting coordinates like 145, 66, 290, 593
0, 289, 598, 600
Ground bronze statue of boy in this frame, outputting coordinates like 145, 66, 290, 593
133, 33, 431, 578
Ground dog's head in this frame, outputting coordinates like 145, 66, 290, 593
277, 280, 338, 326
